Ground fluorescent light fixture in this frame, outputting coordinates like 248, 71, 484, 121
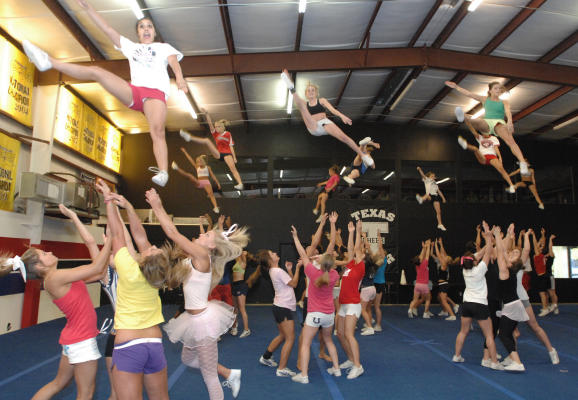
383, 171, 394, 181
280, 169, 284, 178
286, 90, 293, 114
471, 108, 485, 119
468, 0, 483, 12
179, 90, 197, 119
553, 115, 578, 131
436, 177, 450, 184
362, 189, 370, 194
226, 174, 233, 181
129, 0, 145, 19
390, 78, 415, 111
340, 166, 346, 175
299, 0, 307, 13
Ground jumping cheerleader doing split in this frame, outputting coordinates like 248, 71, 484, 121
22, 0, 187, 187
415, 166, 447, 231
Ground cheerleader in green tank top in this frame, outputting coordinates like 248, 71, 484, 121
445, 80, 530, 176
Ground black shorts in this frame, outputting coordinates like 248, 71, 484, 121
273, 305, 294, 324
535, 274, 549, 292
438, 281, 449, 293
219, 153, 232, 161
375, 283, 386, 294
461, 302, 490, 320
105, 332, 116, 357
427, 193, 440, 203
232, 280, 249, 296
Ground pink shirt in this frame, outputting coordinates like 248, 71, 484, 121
416, 259, 429, 284
305, 263, 340, 314
269, 267, 296, 311
52, 281, 99, 345
325, 174, 340, 192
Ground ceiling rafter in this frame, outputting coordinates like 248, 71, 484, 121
41, 0, 104, 61
512, 86, 573, 122
217, 0, 248, 126
409, 0, 547, 125
534, 108, 578, 135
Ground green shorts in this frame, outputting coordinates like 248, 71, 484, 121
483, 118, 506, 136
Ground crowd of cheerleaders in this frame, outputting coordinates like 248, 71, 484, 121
0, 197, 563, 399
19, 1, 539, 220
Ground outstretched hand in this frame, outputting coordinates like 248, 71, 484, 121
145, 188, 162, 209
95, 178, 111, 196
348, 221, 355, 233
59, 203, 76, 218
290, 225, 298, 237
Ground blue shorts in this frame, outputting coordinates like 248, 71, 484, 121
112, 338, 166, 374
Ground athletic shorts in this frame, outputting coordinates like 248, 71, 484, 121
112, 338, 166, 374
549, 275, 555, 291
461, 302, 490, 320
305, 311, 335, 328
308, 118, 333, 136
197, 179, 211, 189
374, 283, 386, 294
272, 305, 294, 324
360, 286, 376, 302
426, 194, 440, 203
414, 283, 430, 295
62, 337, 101, 364
208, 284, 233, 306
337, 303, 362, 319
535, 274, 549, 292
128, 84, 166, 112
232, 280, 249, 296
105, 333, 116, 358
438, 281, 449, 293
484, 154, 498, 165
483, 118, 507, 136
219, 153, 233, 161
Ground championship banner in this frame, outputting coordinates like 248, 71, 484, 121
54, 87, 82, 150
0, 35, 35, 126
80, 103, 97, 158
0, 132, 20, 211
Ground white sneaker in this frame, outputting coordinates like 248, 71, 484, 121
457, 136, 468, 150
452, 355, 465, 363
453, 305, 459, 314
438, 311, 449, 317
280, 70, 295, 90
347, 365, 364, 379
230, 326, 238, 336
339, 360, 354, 369
344, 176, 355, 186
501, 356, 513, 367
312, 208, 318, 215
171, 161, 179, 170
149, 168, 169, 187
553, 305, 559, 315
519, 161, 530, 176
437, 224, 447, 231
276, 367, 296, 377
359, 137, 372, 146
408, 309, 414, 318
423, 313, 431, 319
538, 308, 550, 317
239, 329, 251, 338
361, 327, 375, 336
373, 325, 382, 332
481, 359, 492, 368
504, 362, 525, 372
213, 207, 220, 214
234, 183, 244, 190
549, 348, 560, 365
223, 369, 241, 398
361, 154, 374, 168
538, 203, 545, 210
327, 367, 341, 376
22, 40, 52, 71
445, 315, 456, 321
416, 194, 423, 204
490, 362, 504, 371
506, 185, 516, 194
179, 129, 192, 142
291, 373, 309, 384
455, 106, 465, 122
315, 216, 322, 223
259, 356, 278, 368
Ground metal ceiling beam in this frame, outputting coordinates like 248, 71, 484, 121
539, 29, 578, 63
294, 12, 304, 51
431, 1, 470, 49
408, 0, 443, 47
377, 68, 422, 122
533, 108, 578, 135
37, 47, 578, 86
41, 0, 104, 61
512, 86, 573, 121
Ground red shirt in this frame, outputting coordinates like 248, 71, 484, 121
534, 254, 546, 276
339, 259, 365, 305
52, 281, 99, 345
416, 259, 429, 284
325, 174, 340, 192
212, 130, 234, 154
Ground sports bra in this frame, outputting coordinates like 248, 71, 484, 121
307, 100, 325, 115
232, 261, 245, 274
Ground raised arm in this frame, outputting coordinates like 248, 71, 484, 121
59, 204, 99, 260
521, 229, 532, 264
509, 168, 520, 177
346, 221, 355, 261
530, 230, 540, 255
416, 166, 427, 180
492, 226, 509, 278
110, 193, 151, 253
202, 108, 215, 133
77, 0, 121, 47
354, 220, 364, 259
95, 180, 125, 254
376, 229, 386, 259
291, 226, 310, 266
286, 260, 302, 288
319, 98, 352, 125
438, 188, 446, 203
504, 223, 515, 251
444, 81, 485, 102
326, 212, 338, 255
548, 234, 556, 257
475, 224, 482, 252
480, 222, 494, 267
308, 213, 328, 256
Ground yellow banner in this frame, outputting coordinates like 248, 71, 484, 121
0, 132, 20, 211
0, 36, 35, 126
55, 87, 82, 150
80, 103, 97, 158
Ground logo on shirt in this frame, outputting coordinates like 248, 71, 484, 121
350, 208, 396, 264
132, 46, 157, 68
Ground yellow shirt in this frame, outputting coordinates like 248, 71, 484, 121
113, 247, 164, 330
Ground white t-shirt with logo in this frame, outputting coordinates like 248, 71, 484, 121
423, 177, 439, 195
117, 36, 183, 98
476, 135, 500, 156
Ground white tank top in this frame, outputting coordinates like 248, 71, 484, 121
184, 258, 211, 309
197, 166, 209, 178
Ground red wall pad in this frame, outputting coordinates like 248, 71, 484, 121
21, 280, 42, 328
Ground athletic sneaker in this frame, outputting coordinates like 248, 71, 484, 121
280, 70, 295, 91
361, 154, 374, 168
501, 356, 513, 367
213, 207, 220, 214
538, 203, 545, 210
315, 216, 322, 223
445, 315, 456, 321
457, 136, 468, 150
230, 326, 238, 336
222, 369, 241, 398
291, 373, 309, 384
22, 40, 52, 71
339, 360, 354, 369
359, 137, 372, 146
327, 367, 342, 377
452, 355, 465, 363
361, 327, 375, 336
276, 368, 296, 377
239, 329, 251, 338
171, 161, 179, 170
344, 176, 355, 186
490, 362, 504, 371
408, 309, 414, 318
416, 194, 423, 204
373, 325, 382, 332
504, 362, 525, 372
538, 308, 550, 317
234, 183, 244, 190
437, 224, 447, 231
453, 304, 459, 314
519, 161, 530, 176
423, 312, 431, 319
506, 185, 516, 194
259, 356, 278, 368
455, 106, 465, 122
179, 129, 192, 142
149, 168, 169, 187
481, 359, 491, 368
438, 311, 449, 317
312, 208, 318, 215
347, 365, 364, 379
412, 308, 418, 316
553, 305, 559, 315
549, 348, 560, 365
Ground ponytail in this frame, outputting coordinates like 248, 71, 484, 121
315, 253, 335, 287
314, 270, 330, 288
